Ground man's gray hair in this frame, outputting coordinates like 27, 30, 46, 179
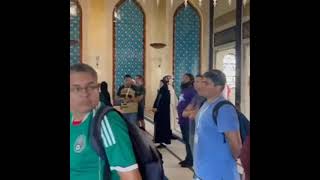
70, 63, 97, 80
203, 69, 226, 87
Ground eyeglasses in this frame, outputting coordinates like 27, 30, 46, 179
70, 84, 99, 94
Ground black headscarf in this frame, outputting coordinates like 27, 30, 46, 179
100, 81, 108, 93
180, 73, 194, 90
100, 81, 112, 106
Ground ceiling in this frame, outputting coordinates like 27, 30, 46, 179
214, 0, 250, 18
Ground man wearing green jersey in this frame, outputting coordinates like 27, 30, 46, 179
70, 63, 142, 180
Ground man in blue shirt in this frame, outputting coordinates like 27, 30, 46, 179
194, 69, 242, 180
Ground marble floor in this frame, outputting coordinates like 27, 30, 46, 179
143, 116, 244, 180
144, 118, 194, 180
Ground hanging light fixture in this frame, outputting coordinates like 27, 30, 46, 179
243, 0, 248, 6
70, 6, 77, 16
199, 0, 203, 6
171, 0, 173, 7
114, 11, 117, 18
213, 0, 217, 7
114, 10, 121, 21
228, 0, 232, 6
157, 0, 160, 7
70, 1, 78, 16
184, 0, 188, 8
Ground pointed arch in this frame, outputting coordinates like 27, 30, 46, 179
112, 0, 146, 96
173, 2, 201, 96
70, 0, 82, 65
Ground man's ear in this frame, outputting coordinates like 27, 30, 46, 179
220, 85, 226, 92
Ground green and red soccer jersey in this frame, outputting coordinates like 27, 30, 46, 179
70, 110, 137, 180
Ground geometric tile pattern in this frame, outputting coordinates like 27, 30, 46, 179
70, 14, 81, 65
174, 4, 200, 96
114, 0, 144, 93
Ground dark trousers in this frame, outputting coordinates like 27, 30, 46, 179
189, 119, 196, 155
180, 122, 193, 164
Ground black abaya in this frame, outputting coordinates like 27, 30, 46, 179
153, 84, 172, 144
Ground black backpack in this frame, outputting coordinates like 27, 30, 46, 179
212, 100, 250, 144
89, 105, 166, 180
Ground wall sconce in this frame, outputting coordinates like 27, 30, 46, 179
95, 56, 102, 75
95, 56, 100, 68
156, 57, 162, 68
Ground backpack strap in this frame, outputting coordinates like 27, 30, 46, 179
212, 100, 235, 124
212, 100, 236, 143
89, 105, 115, 180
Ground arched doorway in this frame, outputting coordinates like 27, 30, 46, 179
70, 0, 82, 65
173, 2, 201, 96
113, 0, 145, 96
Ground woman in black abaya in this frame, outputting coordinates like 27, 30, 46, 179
152, 79, 172, 148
